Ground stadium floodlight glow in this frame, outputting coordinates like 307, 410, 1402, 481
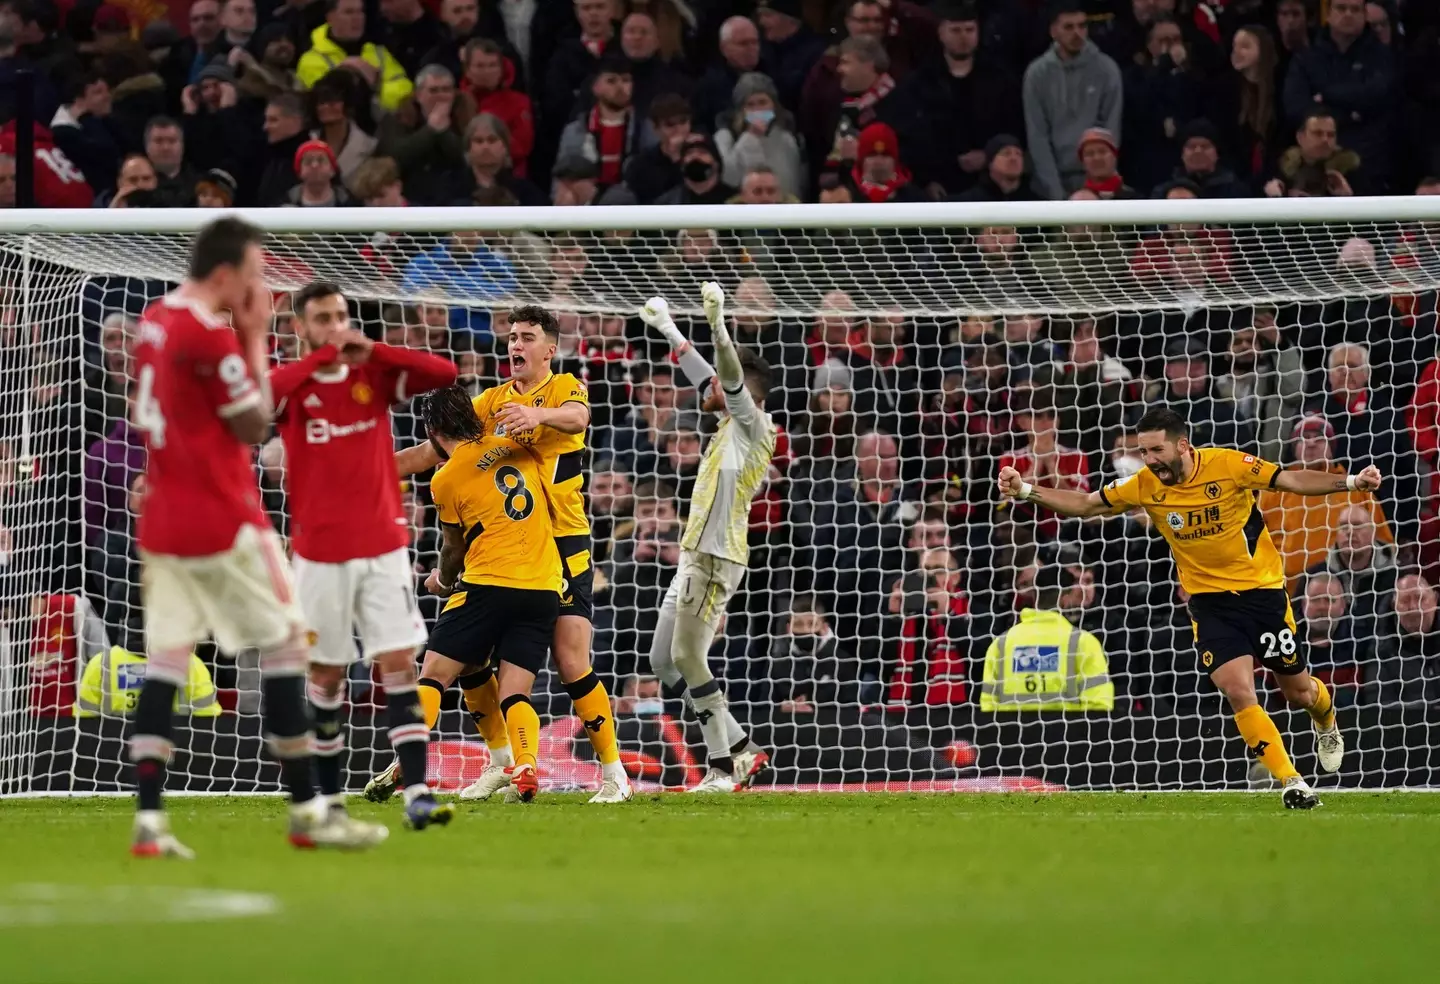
1, 198, 1435, 796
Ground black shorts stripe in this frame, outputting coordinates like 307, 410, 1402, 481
553, 447, 587, 487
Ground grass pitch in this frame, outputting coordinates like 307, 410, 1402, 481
0, 793, 1436, 983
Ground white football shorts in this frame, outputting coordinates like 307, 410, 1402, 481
292, 546, 428, 666
141, 523, 306, 656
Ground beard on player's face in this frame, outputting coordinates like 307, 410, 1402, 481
1147, 449, 1184, 485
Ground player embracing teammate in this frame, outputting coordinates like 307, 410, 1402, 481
127, 220, 388, 856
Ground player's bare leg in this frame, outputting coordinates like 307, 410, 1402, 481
553, 615, 632, 803
364, 650, 466, 802
374, 646, 454, 831
129, 645, 200, 858
1276, 670, 1343, 774
497, 662, 542, 802
1212, 657, 1318, 810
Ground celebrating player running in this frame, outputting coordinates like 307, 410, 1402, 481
998, 406, 1382, 809
127, 219, 384, 856
269, 281, 457, 832
638, 283, 775, 792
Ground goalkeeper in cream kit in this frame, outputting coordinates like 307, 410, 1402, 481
639, 283, 776, 792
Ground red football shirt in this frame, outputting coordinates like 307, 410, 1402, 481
272, 343, 456, 563
133, 293, 268, 556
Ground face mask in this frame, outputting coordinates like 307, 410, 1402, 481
632, 698, 664, 716
790, 634, 819, 654
745, 109, 776, 128
682, 159, 715, 182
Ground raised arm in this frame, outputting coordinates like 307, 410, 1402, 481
701, 281, 762, 428
395, 441, 442, 476
368, 342, 458, 400
269, 343, 338, 408
997, 465, 1115, 518
1273, 463, 1383, 496
638, 295, 716, 390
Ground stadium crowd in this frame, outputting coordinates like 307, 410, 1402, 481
5, 0, 1440, 785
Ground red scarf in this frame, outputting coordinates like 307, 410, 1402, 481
853, 163, 913, 202
1084, 173, 1124, 197
841, 72, 896, 121
587, 106, 629, 187
887, 593, 970, 708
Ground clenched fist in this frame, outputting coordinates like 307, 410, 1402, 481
996, 465, 1027, 500
701, 281, 726, 326
1352, 464, 1383, 492
639, 296, 672, 327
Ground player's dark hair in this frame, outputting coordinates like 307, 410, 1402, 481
423, 384, 485, 442
508, 304, 559, 340
188, 216, 264, 281
1135, 406, 1188, 439
292, 280, 343, 319
739, 346, 771, 396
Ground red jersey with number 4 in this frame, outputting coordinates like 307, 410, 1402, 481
271, 343, 456, 563
133, 293, 269, 556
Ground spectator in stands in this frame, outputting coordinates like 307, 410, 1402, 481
1274, 0, 1313, 79
756, 0, 826, 113
1260, 414, 1394, 585
306, 70, 377, 192
1075, 127, 1138, 201
285, 137, 353, 206
375, 63, 471, 205
999, 388, 1090, 543
1312, 339, 1421, 540
1297, 570, 1362, 704
297, 0, 413, 113
607, 361, 684, 474
801, 35, 903, 188
955, 134, 1038, 204
401, 225, 518, 341
726, 276, 808, 422
214, 0, 255, 59
377, 0, 444, 79
232, 23, 299, 105
50, 70, 123, 196
1131, 184, 1235, 287
617, 10, 690, 126
757, 592, 863, 713
1054, 316, 1132, 456
160, 0, 223, 92
1023, 1, 1123, 200
1307, 502, 1398, 653
658, 417, 703, 503
898, 0, 1021, 201
106, 152, 156, 207
3, 0, 80, 83
1375, 574, 1440, 706
1283, 0, 1395, 190
692, 16, 760, 133
589, 462, 634, 565
850, 310, 921, 444
1153, 335, 1255, 451
849, 121, 922, 203
1120, 14, 1202, 196
195, 167, 236, 207
620, 92, 690, 205
543, 0, 616, 142
1210, 25, 1282, 188
83, 382, 145, 550
551, 155, 600, 207
558, 51, 656, 195
1162, 118, 1251, 199
1213, 322, 1305, 464
139, 115, 194, 206
253, 92, 307, 206
1266, 105, 1362, 197
460, 38, 532, 177
454, 112, 544, 207
177, 61, 248, 176
416, 0, 482, 79
714, 72, 803, 200
655, 131, 734, 206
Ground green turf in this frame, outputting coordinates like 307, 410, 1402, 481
0, 793, 1436, 983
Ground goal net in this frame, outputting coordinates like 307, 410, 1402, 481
1, 198, 1437, 796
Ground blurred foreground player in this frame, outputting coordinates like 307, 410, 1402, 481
270, 281, 457, 831
638, 284, 775, 792
369, 306, 631, 804
998, 406, 1377, 809
413, 385, 563, 801
127, 219, 384, 856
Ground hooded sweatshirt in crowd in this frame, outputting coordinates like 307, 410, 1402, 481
1022, 39, 1122, 200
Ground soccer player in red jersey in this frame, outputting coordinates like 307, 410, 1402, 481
269, 281, 458, 831
127, 218, 386, 857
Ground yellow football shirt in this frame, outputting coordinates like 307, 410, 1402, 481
430, 433, 562, 594
1099, 447, 1285, 595
471, 372, 590, 539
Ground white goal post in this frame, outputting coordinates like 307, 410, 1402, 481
1, 197, 1438, 797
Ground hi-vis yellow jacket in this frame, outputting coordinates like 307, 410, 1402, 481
980, 609, 1114, 712
297, 25, 413, 112
74, 647, 220, 718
